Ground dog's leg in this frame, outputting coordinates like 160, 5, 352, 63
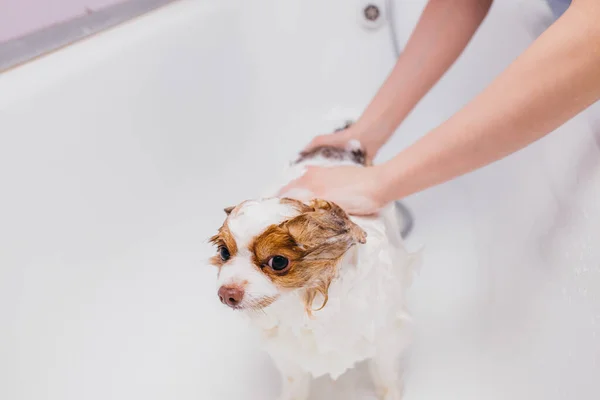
368, 326, 411, 400
369, 351, 403, 400
368, 349, 405, 400
272, 357, 310, 400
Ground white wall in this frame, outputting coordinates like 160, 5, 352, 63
0, 1, 599, 400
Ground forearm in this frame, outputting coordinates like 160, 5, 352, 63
378, 0, 600, 202
355, 0, 493, 155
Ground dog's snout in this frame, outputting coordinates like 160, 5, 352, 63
218, 285, 244, 308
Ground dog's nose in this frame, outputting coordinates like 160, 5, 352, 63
218, 285, 244, 308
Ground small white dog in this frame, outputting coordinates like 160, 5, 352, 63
209, 133, 418, 400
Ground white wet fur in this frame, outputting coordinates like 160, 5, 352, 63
215, 140, 419, 400
216, 199, 299, 309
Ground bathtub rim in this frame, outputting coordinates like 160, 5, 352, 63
0, 0, 179, 74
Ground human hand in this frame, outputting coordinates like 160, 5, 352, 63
304, 125, 379, 162
278, 165, 388, 216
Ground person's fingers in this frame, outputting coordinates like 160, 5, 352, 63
277, 173, 306, 197
277, 167, 323, 199
303, 135, 328, 151
278, 178, 314, 201
277, 180, 297, 197
279, 187, 314, 202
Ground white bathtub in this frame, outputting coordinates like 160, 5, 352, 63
1, 1, 599, 399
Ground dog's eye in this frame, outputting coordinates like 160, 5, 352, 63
268, 255, 289, 271
219, 246, 230, 261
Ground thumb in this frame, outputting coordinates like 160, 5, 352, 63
279, 187, 314, 202
277, 170, 315, 200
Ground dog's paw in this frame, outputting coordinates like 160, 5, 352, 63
381, 392, 402, 400
376, 386, 403, 400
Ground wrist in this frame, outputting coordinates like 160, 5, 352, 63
350, 122, 391, 160
370, 164, 397, 207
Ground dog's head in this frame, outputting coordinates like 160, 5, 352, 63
209, 198, 366, 313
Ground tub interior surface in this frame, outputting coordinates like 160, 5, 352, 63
0, 1, 599, 400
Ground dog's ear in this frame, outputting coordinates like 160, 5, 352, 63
224, 206, 235, 215
278, 199, 366, 314
282, 198, 366, 260
309, 199, 367, 243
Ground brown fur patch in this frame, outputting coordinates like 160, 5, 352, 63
294, 120, 369, 165
295, 145, 368, 166
224, 206, 235, 215
208, 222, 238, 267
279, 197, 313, 213
250, 199, 366, 313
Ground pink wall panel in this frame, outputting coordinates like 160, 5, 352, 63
0, 0, 126, 42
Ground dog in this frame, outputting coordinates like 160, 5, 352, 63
208, 134, 418, 400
